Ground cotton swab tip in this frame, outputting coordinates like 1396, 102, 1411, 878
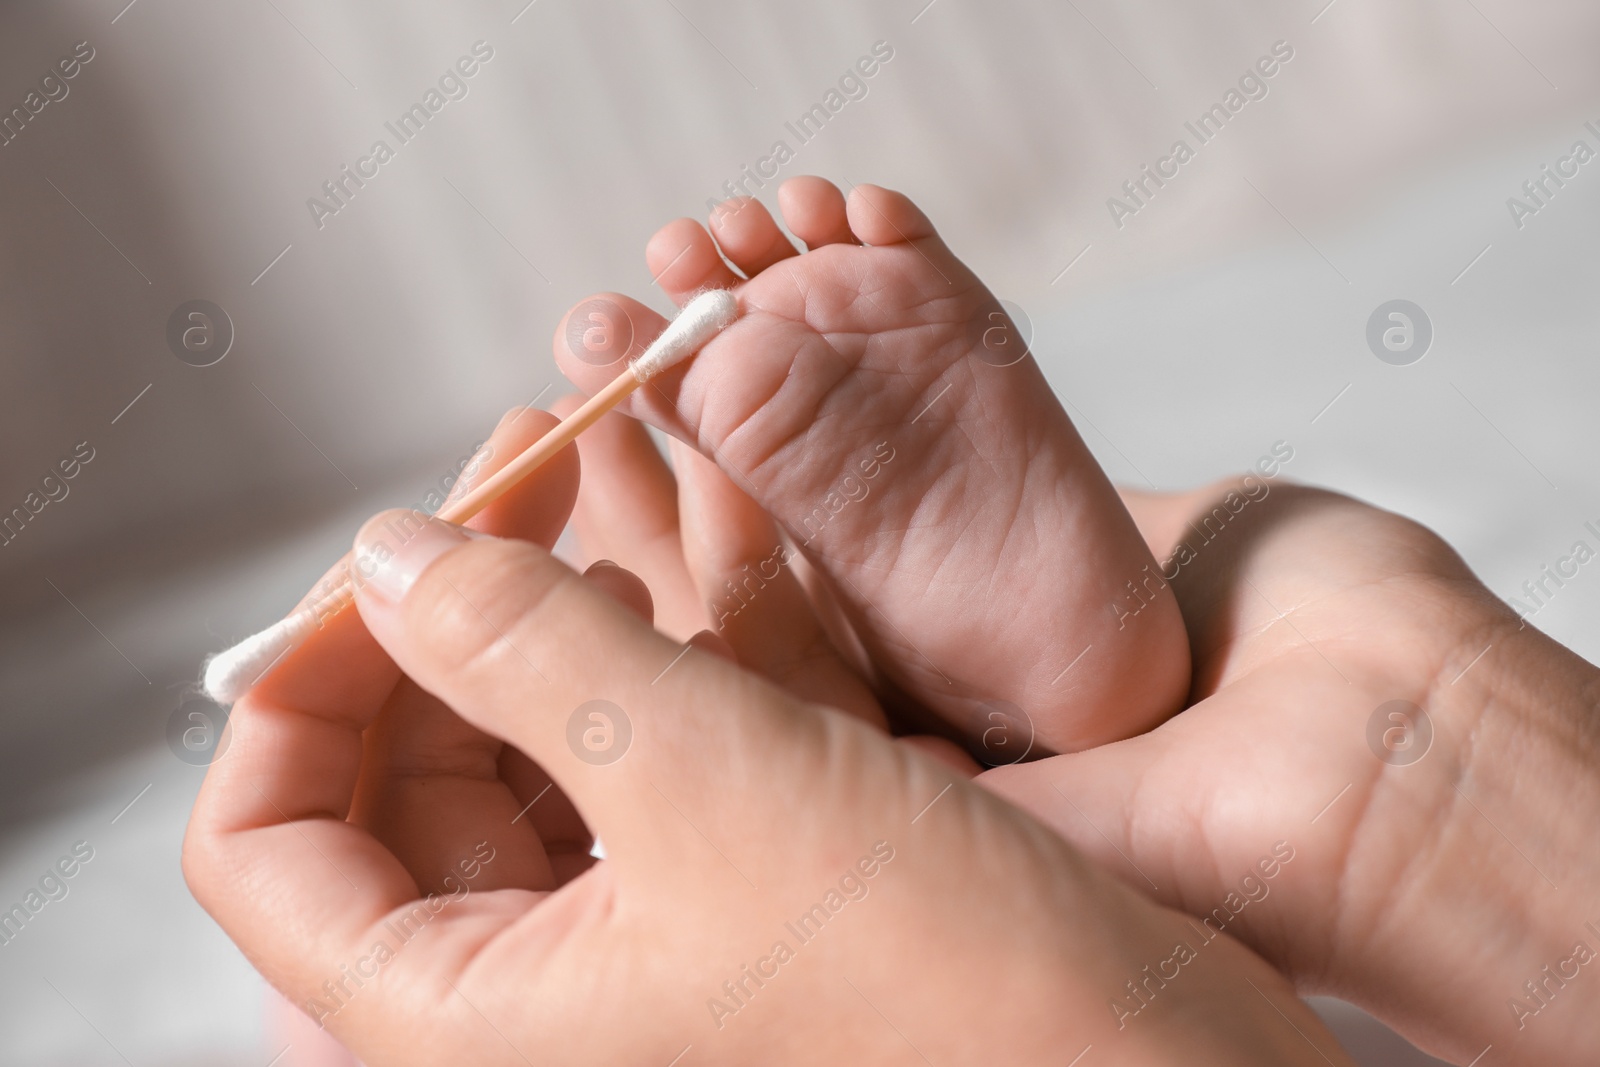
630, 289, 738, 381
202, 611, 319, 704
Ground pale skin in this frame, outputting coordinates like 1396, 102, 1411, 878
184, 179, 1587, 1062
985, 482, 1600, 1065
554, 177, 1191, 755
551, 178, 1600, 1063
183, 412, 1345, 1065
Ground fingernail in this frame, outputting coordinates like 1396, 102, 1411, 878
353, 510, 481, 605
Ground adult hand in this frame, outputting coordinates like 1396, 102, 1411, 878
183, 414, 1351, 1066
983, 479, 1600, 1065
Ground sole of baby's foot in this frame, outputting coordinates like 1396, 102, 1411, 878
554, 178, 1189, 755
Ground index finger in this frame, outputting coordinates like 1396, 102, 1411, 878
183, 581, 416, 996
183, 417, 582, 997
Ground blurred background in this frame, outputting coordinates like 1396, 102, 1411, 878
2, 0, 1597, 1063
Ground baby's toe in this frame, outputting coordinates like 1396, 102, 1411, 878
706, 196, 799, 277
646, 218, 739, 305
778, 176, 856, 249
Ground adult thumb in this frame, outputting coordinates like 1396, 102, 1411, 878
349, 510, 830, 880
979, 739, 1177, 902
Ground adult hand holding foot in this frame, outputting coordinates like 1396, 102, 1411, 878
982, 481, 1600, 1065
182, 416, 1350, 1065
554, 379, 1600, 1065
553, 176, 1600, 1065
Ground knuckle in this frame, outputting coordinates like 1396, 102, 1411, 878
399, 539, 571, 689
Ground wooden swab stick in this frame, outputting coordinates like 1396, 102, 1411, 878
202, 289, 739, 704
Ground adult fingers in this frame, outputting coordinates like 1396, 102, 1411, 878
453, 407, 580, 543
184, 409, 584, 990
580, 559, 654, 623
553, 395, 708, 640
347, 408, 581, 896
976, 666, 1370, 978
495, 746, 595, 886
487, 559, 656, 890
349, 674, 558, 896
350, 514, 831, 883
184, 576, 422, 999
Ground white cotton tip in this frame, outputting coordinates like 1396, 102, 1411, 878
630, 288, 739, 382
202, 610, 319, 704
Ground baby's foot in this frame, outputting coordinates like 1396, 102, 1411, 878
554, 178, 1188, 754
